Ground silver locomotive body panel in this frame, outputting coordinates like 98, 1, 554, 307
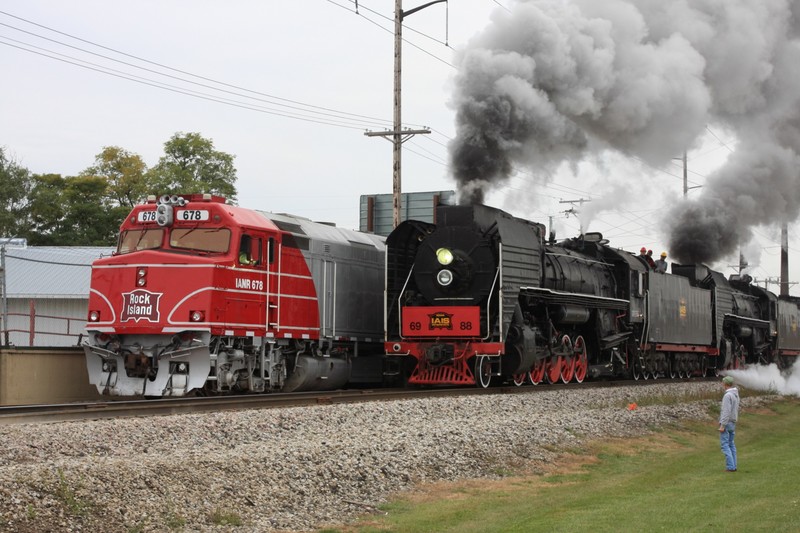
259, 212, 386, 341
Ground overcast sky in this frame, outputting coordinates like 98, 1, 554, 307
1, 0, 797, 294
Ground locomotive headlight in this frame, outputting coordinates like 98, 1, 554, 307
88, 310, 100, 322
190, 310, 205, 322
436, 248, 454, 266
136, 267, 147, 287
436, 269, 454, 286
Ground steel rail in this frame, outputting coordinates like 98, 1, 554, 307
0, 378, 712, 425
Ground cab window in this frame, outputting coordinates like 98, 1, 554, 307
118, 229, 165, 254
170, 228, 231, 253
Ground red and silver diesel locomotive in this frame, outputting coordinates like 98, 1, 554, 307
385, 203, 800, 387
84, 194, 385, 396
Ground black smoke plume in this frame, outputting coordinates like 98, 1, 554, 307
450, 0, 800, 264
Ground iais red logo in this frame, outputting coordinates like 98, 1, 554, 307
121, 289, 162, 322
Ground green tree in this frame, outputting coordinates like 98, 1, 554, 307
0, 147, 33, 238
26, 174, 124, 246
82, 146, 149, 207
149, 132, 237, 202
26, 173, 68, 244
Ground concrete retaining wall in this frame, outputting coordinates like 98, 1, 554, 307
0, 347, 101, 406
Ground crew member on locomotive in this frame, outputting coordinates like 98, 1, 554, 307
654, 251, 668, 273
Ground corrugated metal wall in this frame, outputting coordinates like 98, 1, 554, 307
359, 191, 456, 236
5, 298, 87, 347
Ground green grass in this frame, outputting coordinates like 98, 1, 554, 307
327, 398, 800, 533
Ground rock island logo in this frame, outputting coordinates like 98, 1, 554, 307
121, 289, 162, 322
428, 311, 453, 330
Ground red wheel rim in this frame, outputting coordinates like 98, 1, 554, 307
545, 356, 562, 384
560, 335, 575, 384
513, 373, 527, 386
561, 355, 575, 383
529, 359, 546, 385
573, 335, 587, 383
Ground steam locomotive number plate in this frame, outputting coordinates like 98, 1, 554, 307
402, 306, 480, 337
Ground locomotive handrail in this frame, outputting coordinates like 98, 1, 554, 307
484, 265, 502, 342
517, 287, 628, 309
544, 252, 614, 267
396, 264, 416, 339
641, 289, 651, 350
722, 313, 771, 327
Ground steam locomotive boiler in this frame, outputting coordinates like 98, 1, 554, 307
83, 194, 386, 396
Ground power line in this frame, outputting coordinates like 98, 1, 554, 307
0, 9, 401, 126
0, 37, 379, 130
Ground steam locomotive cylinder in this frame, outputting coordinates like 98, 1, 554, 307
552, 305, 591, 324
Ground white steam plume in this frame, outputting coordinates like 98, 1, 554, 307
723, 358, 800, 397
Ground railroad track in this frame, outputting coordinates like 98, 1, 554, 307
0, 377, 711, 425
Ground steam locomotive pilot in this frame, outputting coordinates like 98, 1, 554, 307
655, 251, 668, 273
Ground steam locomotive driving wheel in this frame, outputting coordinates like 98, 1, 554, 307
476, 356, 493, 388
572, 335, 588, 383
529, 358, 546, 385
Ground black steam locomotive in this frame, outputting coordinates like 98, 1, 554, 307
385, 203, 800, 387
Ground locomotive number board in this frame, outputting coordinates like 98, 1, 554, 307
402, 306, 480, 337
175, 209, 210, 221
137, 210, 157, 223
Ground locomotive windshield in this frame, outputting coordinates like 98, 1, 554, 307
116, 227, 231, 255
118, 228, 164, 254
170, 228, 230, 253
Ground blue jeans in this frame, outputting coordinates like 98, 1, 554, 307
720, 423, 737, 471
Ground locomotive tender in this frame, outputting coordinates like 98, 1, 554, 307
384, 203, 800, 387
84, 194, 385, 396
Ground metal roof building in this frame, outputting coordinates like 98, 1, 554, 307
359, 190, 456, 237
1, 246, 114, 346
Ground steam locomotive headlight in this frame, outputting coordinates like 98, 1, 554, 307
88, 310, 100, 322
436, 269, 454, 287
190, 310, 205, 322
436, 248, 454, 266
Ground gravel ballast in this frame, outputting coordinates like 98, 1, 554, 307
0, 382, 756, 532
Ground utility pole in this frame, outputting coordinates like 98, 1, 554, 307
365, 0, 446, 228
682, 151, 688, 197
559, 198, 590, 234
675, 151, 702, 196
781, 222, 790, 297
